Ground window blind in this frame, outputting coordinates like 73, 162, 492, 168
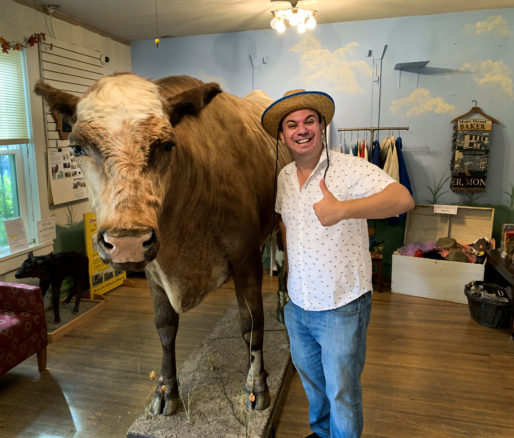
38, 37, 105, 205
0, 50, 29, 145
39, 38, 104, 146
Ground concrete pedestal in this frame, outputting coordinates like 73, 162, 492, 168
127, 293, 291, 438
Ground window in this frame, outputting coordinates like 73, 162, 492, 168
0, 49, 39, 256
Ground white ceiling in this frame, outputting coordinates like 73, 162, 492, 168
29, 0, 514, 43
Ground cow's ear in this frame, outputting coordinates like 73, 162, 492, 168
34, 80, 79, 127
166, 82, 222, 126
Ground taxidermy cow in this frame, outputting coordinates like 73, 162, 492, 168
35, 73, 291, 415
15, 251, 89, 322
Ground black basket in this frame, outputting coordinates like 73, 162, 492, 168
464, 281, 512, 329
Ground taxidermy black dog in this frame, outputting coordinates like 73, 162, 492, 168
15, 251, 89, 322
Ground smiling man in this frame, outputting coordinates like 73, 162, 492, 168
261, 90, 414, 438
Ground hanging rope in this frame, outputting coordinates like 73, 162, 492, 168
154, 0, 160, 47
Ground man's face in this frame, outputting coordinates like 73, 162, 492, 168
279, 108, 323, 159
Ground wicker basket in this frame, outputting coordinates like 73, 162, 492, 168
464, 281, 512, 329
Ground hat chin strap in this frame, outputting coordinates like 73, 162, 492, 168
323, 116, 330, 180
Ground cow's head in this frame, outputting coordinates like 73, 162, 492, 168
35, 73, 221, 271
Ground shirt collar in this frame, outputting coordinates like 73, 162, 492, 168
284, 146, 329, 178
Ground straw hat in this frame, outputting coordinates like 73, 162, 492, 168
261, 89, 335, 138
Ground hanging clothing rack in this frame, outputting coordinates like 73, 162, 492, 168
338, 126, 409, 145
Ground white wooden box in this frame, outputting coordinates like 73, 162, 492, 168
391, 204, 494, 304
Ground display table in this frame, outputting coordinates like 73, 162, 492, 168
485, 250, 514, 337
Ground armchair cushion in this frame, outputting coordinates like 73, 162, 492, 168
0, 282, 48, 375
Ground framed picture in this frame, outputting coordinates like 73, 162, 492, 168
501, 223, 514, 254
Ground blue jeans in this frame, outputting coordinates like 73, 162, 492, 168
284, 292, 372, 438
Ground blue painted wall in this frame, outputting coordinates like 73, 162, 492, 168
131, 8, 513, 209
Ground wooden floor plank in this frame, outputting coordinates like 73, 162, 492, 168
1, 275, 513, 438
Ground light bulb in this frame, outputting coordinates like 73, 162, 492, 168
297, 22, 306, 33
290, 8, 304, 27
306, 14, 316, 30
297, 8, 309, 22
275, 19, 286, 33
289, 12, 300, 27
271, 17, 279, 30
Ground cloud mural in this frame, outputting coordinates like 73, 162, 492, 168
466, 15, 511, 36
390, 88, 455, 117
289, 35, 372, 94
197, 70, 229, 92
461, 60, 513, 96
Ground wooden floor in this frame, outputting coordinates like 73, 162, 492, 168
1, 274, 513, 438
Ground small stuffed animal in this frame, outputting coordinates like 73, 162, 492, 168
15, 251, 89, 322
470, 237, 491, 264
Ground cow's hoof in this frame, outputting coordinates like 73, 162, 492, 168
54, 316, 60, 323
246, 370, 270, 410
246, 388, 270, 410
72, 308, 79, 314
150, 393, 179, 416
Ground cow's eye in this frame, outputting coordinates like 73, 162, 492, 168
71, 145, 87, 156
163, 141, 175, 152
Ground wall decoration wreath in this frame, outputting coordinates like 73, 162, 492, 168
0, 32, 46, 53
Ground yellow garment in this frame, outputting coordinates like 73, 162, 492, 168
380, 136, 399, 181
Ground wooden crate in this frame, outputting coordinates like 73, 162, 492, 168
391, 204, 494, 304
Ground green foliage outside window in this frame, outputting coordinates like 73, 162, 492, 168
0, 154, 20, 247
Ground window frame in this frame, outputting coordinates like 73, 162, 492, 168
0, 49, 46, 268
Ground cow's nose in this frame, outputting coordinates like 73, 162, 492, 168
97, 230, 159, 264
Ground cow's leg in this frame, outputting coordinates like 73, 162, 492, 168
71, 275, 82, 314
63, 287, 74, 304
51, 279, 62, 322
72, 290, 81, 314
73, 289, 82, 313
233, 256, 270, 411
40, 280, 50, 297
63, 277, 80, 314
148, 280, 180, 416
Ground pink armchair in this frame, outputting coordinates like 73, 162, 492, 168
0, 281, 48, 375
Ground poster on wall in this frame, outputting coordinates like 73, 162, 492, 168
450, 116, 495, 193
48, 145, 88, 204
84, 212, 126, 299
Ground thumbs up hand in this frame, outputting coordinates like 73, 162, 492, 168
313, 179, 345, 226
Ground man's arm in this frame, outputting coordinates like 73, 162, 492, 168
313, 179, 415, 226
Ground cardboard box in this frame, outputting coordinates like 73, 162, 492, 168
391, 204, 494, 304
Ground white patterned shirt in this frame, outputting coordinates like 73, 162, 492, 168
276, 149, 395, 311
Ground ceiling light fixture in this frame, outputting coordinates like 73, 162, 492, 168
270, 0, 316, 34
154, 0, 160, 47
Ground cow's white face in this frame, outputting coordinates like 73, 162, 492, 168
78, 74, 166, 130
35, 73, 222, 272
71, 75, 175, 271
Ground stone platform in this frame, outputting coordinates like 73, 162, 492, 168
127, 293, 291, 438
